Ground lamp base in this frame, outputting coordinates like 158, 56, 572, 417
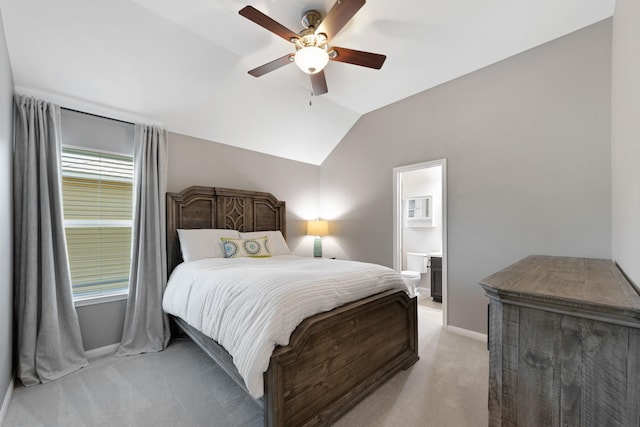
313, 237, 323, 258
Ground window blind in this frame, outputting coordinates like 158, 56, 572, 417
61, 148, 134, 298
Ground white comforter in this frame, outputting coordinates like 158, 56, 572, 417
162, 255, 409, 398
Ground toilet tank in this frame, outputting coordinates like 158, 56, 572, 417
406, 252, 429, 273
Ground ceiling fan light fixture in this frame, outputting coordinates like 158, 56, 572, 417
294, 46, 329, 74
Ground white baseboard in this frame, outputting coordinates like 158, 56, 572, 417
446, 324, 487, 342
0, 377, 14, 427
85, 343, 120, 359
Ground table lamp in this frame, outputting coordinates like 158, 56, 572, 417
307, 220, 329, 257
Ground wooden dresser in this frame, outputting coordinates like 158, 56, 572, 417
480, 255, 640, 427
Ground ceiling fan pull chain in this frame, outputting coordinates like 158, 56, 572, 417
310, 91, 313, 106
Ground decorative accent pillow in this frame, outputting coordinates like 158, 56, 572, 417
221, 236, 272, 258
240, 230, 291, 255
177, 229, 241, 261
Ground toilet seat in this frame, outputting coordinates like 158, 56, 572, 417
401, 270, 420, 279
401, 271, 421, 297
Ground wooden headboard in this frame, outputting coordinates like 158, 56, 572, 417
166, 186, 286, 275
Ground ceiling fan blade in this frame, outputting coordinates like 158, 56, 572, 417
248, 54, 294, 77
311, 71, 328, 96
316, 0, 366, 40
330, 46, 386, 69
239, 6, 299, 42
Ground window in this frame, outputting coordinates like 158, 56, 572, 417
61, 148, 134, 299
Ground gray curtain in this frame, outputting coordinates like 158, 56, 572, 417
13, 95, 88, 386
117, 124, 170, 356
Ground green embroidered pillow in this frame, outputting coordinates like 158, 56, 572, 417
221, 236, 272, 258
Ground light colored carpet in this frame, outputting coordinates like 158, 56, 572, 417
4, 302, 488, 427
334, 303, 488, 427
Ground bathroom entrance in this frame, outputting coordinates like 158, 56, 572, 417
393, 159, 447, 326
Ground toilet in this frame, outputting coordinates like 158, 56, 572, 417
401, 252, 429, 297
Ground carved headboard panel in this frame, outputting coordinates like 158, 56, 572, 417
166, 186, 286, 276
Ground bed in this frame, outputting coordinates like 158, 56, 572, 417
164, 186, 419, 426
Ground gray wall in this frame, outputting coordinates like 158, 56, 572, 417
10, 17, 620, 352
0, 6, 13, 412
76, 301, 126, 351
75, 132, 321, 351
320, 20, 613, 334
611, 0, 640, 288
167, 132, 321, 254
61, 109, 134, 155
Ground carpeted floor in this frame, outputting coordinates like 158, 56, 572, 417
4, 301, 488, 427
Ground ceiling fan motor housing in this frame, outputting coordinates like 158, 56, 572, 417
301, 10, 322, 30
294, 10, 328, 52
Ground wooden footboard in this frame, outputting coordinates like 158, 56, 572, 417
172, 290, 418, 426
264, 289, 418, 427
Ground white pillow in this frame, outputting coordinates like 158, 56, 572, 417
240, 230, 291, 256
177, 229, 241, 261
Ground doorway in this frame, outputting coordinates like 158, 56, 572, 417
393, 159, 447, 327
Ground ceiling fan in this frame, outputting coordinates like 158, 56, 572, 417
239, 0, 386, 96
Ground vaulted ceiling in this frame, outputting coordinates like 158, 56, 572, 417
0, 0, 614, 164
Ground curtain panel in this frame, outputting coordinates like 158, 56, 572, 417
117, 124, 170, 356
13, 95, 88, 386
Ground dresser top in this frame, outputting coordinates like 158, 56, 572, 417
480, 255, 640, 318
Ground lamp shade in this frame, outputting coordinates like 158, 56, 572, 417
294, 46, 329, 74
307, 220, 329, 236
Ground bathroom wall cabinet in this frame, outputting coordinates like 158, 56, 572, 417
405, 196, 433, 227
429, 256, 442, 302
480, 256, 640, 427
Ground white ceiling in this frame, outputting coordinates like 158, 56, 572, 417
0, 0, 614, 165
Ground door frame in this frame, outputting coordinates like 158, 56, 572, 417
393, 159, 448, 327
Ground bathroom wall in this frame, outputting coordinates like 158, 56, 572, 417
402, 166, 443, 266
401, 166, 443, 293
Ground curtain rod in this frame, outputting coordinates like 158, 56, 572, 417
61, 107, 135, 126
